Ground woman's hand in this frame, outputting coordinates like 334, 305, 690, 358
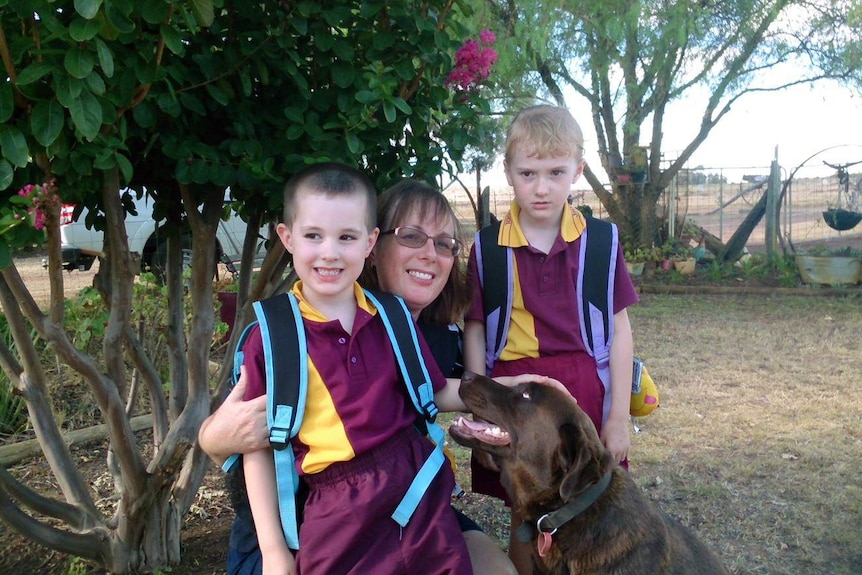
198, 366, 269, 464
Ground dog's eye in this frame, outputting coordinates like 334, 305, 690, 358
521, 390, 531, 400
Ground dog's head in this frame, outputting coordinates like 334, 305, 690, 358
449, 372, 615, 515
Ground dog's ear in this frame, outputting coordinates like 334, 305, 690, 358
557, 422, 614, 502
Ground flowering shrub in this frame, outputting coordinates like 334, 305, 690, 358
0, 182, 53, 265
446, 30, 498, 91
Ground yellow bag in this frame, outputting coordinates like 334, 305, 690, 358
630, 359, 659, 417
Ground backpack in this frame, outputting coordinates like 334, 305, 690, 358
222, 289, 446, 550
474, 216, 657, 422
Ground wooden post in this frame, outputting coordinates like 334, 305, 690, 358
765, 147, 780, 263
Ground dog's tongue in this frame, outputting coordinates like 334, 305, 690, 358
451, 417, 511, 446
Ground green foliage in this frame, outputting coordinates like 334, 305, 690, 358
0, 318, 29, 438
799, 245, 862, 258
774, 255, 801, 288
624, 245, 661, 262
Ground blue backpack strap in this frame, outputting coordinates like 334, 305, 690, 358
475, 221, 513, 373
575, 217, 618, 423
252, 293, 307, 550
362, 289, 447, 528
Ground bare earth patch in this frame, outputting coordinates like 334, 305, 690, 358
2, 252, 862, 574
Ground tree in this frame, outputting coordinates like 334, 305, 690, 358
478, 0, 862, 251
0, 1, 490, 572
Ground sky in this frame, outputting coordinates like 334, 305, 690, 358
477, 77, 862, 189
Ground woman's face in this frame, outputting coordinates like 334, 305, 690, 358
372, 208, 457, 318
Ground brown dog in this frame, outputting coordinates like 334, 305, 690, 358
449, 373, 730, 575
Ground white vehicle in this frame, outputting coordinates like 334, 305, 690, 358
57, 190, 267, 277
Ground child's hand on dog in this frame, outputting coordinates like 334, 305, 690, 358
493, 373, 571, 397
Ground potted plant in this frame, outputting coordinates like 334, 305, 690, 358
795, 245, 862, 286
660, 239, 696, 274
624, 245, 661, 276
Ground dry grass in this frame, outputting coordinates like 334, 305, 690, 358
448, 293, 862, 575
5, 253, 862, 573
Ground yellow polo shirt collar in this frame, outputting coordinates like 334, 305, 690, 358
291, 281, 375, 321
497, 200, 587, 247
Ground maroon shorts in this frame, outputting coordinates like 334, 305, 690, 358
470, 352, 620, 505
297, 427, 473, 575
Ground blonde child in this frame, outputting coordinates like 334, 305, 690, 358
463, 105, 639, 574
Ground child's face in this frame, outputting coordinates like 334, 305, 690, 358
276, 190, 378, 305
505, 148, 583, 228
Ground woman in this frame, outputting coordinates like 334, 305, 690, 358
199, 179, 518, 575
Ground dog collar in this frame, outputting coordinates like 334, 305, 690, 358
516, 469, 614, 543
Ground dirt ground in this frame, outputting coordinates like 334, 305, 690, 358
2, 251, 862, 574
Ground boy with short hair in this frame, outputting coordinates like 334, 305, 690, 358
463, 105, 640, 574
242, 162, 473, 575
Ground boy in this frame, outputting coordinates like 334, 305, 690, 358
463, 106, 640, 574
242, 163, 473, 575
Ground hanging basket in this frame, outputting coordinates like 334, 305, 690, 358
822, 208, 862, 231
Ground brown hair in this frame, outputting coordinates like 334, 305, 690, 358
360, 179, 470, 325
504, 104, 585, 164
282, 162, 377, 229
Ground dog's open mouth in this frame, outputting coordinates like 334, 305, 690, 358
449, 416, 511, 446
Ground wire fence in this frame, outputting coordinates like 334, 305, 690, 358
447, 164, 862, 255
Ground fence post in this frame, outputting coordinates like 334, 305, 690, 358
765, 147, 780, 263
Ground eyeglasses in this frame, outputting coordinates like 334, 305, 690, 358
380, 226, 462, 257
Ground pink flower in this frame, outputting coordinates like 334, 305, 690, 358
16, 182, 57, 231
446, 32, 498, 91
479, 29, 496, 45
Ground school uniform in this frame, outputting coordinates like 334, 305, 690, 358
241, 282, 472, 575
225, 315, 479, 575
465, 202, 639, 503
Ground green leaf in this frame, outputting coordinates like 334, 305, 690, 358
315, 32, 334, 52
0, 125, 29, 167
105, 3, 135, 34
239, 69, 252, 97
355, 90, 377, 104
0, 82, 13, 123
133, 100, 156, 128
161, 23, 184, 55
95, 39, 114, 77
84, 71, 106, 95
179, 93, 206, 116
31, 101, 65, 147
332, 40, 354, 61
16, 63, 54, 86
0, 240, 12, 269
55, 76, 83, 108
391, 97, 411, 115
0, 159, 13, 190
190, 0, 215, 27
141, 0, 170, 24
115, 152, 133, 182
69, 17, 102, 41
346, 131, 362, 154
65, 47, 96, 79
205, 84, 229, 106
74, 0, 103, 19
331, 62, 355, 88
68, 89, 102, 141
383, 101, 396, 123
